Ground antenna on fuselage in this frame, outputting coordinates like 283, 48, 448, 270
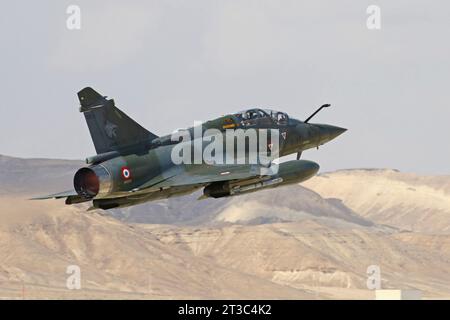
304, 104, 331, 123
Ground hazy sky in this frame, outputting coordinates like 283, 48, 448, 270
1, 0, 449, 174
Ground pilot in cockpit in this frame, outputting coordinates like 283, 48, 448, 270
244, 110, 259, 120
275, 112, 287, 124
234, 109, 258, 122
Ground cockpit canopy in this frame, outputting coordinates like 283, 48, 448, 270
233, 108, 289, 126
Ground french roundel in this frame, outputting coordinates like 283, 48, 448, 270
121, 167, 131, 180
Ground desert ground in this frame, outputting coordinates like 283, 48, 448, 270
0, 154, 449, 299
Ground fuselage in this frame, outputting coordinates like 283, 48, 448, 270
76, 109, 346, 209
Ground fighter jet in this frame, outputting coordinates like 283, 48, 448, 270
33, 87, 346, 210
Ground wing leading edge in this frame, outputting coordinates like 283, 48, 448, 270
136, 163, 277, 190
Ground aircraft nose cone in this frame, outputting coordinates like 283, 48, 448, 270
313, 124, 347, 143
324, 124, 347, 139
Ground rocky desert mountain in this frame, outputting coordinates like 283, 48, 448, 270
0, 154, 449, 299
303, 169, 450, 234
0, 154, 82, 195
0, 196, 316, 299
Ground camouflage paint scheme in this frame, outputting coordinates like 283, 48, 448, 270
34, 87, 346, 210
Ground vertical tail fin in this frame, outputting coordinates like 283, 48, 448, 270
77, 87, 158, 154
